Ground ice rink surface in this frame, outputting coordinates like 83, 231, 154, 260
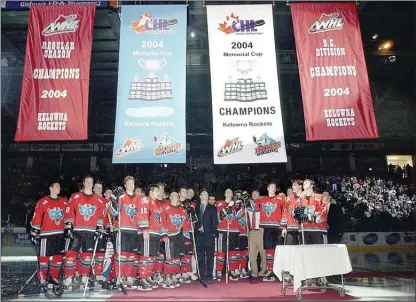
2, 249, 415, 301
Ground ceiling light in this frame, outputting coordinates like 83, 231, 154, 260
379, 40, 394, 51
190, 31, 195, 38
372, 33, 378, 40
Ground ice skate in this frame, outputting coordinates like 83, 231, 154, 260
181, 272, 191, 284
189, 271, 199, 281
162, 275, 175, 289
153, 272, 164, 285
172, 274, 181, 287
240, 268, 249, 279
137, 279, 153, 291
262, 271, 276, 282
230, 271, 240, 281
146, 277, 158, 289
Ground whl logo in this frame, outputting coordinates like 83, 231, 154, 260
217, 137, 243, 157
218, 13, 265, 35
42, 14, 80, 36
116, 136, 144, 157
130, 11, 178, 34
308, 13, 344, 34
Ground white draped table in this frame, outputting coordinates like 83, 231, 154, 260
273, 244, 353, 293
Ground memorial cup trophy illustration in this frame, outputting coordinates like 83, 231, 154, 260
224, 60, 267, 102
128, 58, 172, 101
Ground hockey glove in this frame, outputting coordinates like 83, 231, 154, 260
106, 228, 116, 243
29, 228, 39, 246
64, 223, 74, 240
94, 226, 104, 241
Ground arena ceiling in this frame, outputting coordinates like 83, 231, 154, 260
1, 1, 415, 143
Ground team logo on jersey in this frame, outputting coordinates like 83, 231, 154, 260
288, 205, 295, 217
169, 214, 184, 230
262, 202, 277, 217
226, 213, 235, 221
79, 204, 97, 222
155, 209, 162, 224
47, 207, 64, 225
237, 218, 246, 228
304, 206, 315, 215
124, 204, 137, 222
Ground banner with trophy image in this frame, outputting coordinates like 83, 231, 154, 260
207, 5, 287, 164
112, 5, 187, 163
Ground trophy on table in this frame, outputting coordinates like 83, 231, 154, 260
128, 58, 172, 101
224, 59, 267, 103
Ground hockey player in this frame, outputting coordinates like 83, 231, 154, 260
280, 180, 302, 284
30, 181, 67, 291
109, 176, 140, 288
153, 184, 170, 285
234, 191, 249, 279
216, 188, 241, 281
299, 179, 328, 244
136, 185, 167, 291
258, 182, 285, 281
179, 186, 198, 282
93, 182, 108, 283
63, 175, 106, 289
281, 180, 302, 245
162, 191, 189, 288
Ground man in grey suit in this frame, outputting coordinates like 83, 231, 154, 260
194, 190, 218, 283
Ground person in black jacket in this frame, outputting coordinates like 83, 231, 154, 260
194, 190, 218, 283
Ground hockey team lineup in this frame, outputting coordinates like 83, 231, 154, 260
17, 174, 332, 299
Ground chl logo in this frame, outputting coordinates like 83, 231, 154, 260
130, 12, 178, 34
218, 13, 265, 35
308, 13, 344, 34
42, 14, 80, 37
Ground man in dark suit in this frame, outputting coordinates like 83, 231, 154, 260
327, 201, 344, 244
194, 190, 218, 283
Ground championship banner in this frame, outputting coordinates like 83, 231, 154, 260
207, 5, 287, 164
291, 2, 378, 141
15, 4, 95, 141
112, 5, 187, 163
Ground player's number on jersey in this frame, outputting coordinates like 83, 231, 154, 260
41, 90, 68, 99
141, 41, 164, 48
66, 207, 70, 213
140, 208, 148, 214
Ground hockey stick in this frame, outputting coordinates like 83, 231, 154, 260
188, 212, 207, 288
225, 220, 230, 284
2, 269, 37, 299
82, 233, 100, 298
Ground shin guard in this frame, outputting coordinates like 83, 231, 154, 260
164, 258, 180, 275
64, 250, 77, 278
228, 250, 239, 272
180, 254, 192, 274
78, 252, 93, 277
265, 249, 274, 272
138, 256, 153, 279
215, 252, 225, 273
37, 256, 49, 282
114, 252, 130, 278
239, 250, 248, 271
154, 253, 164, 274
49, 255, 64, 279
94, 252, 105, 278
130, 254, 140, 278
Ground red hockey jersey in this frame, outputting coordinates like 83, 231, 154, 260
31, 196, 67, 236
110, 193, 140, 232
258, 193, 285, 228
299, 193, 328, 232
137, 196, 167, 236
64, 192, 106, 232
163, 204, 189, 237
216, 200, 241, 233
281, 194, 301, 231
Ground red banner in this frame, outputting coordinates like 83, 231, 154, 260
15, 4, 95, 141
291, 2, 378, 141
